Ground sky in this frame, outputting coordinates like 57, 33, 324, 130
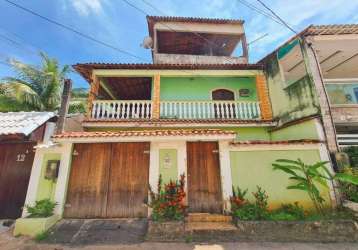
0, 0, 358, 88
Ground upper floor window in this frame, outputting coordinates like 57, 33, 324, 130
212, 89, 235, 101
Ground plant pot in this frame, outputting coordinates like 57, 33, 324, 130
13, 214, 60, 237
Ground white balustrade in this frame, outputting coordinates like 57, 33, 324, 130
91, 100, 152, 119
159, 101, 261, 120
91, 100, 261, 120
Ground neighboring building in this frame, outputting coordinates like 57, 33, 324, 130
0, 112, 56, 219
260, 24, 358, 153
22, 16, 335, 220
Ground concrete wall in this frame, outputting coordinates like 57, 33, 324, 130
271, 119, 320, 141
262, 44, 320, 126
230, 149, 331, 209
154, 53, 247, 65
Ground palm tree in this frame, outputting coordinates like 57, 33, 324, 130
0, 52, 71, 112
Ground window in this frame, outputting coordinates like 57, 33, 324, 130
212, 89, 235, 101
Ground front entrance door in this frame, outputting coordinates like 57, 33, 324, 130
187, 141, 222, 213
64, 142, 150, 218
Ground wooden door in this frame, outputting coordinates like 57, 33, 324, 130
106, 142, 150, 217
64, 143, 111, 218
187, 141, 222, 213
64, 142, 150, 218
0, 142, 35, 219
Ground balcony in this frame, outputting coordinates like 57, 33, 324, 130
91, 100, 261, 120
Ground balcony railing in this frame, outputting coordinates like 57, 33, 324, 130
92, 100, 153, 119
160, 101, 260, 120
91, 100, 261, 120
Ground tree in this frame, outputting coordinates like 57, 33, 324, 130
0, 52, 71, 111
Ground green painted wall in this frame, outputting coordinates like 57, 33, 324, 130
230, 150, 331, 209
271, 119, 319, 141
36, 153, 61, 201
159, 149, 178, 183
160, 77, 257, 101
263, 43, 320, 125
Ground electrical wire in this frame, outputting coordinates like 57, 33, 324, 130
3, 0, 147, 61
255, 0, 297, 34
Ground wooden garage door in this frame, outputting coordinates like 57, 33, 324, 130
0, 142, 36, 219
64, 142, 150, 218
187, 141, 222, 213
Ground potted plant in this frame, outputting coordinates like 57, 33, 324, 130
14, 199, 59, 237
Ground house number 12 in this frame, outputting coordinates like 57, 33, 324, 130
16, 154, 26, 162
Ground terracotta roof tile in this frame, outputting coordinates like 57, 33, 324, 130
73, 63, 263, 83
304, 24, 358, 36
53, 129, 236, 139
146, 15, 244, 25
230, 139, 323, 146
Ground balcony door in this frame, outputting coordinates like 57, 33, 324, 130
212, 89, 235, 119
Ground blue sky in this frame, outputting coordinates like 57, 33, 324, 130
0, 0, 358, 88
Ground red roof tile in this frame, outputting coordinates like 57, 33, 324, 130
53, 129, 236, 139
230, 139, 323, 146
73, 63, 263, 83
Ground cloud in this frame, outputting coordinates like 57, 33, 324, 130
71, 0, 104, 16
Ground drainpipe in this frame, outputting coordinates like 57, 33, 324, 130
56, 79, 72, 134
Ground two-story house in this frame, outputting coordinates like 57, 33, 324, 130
21, 16, 335, 222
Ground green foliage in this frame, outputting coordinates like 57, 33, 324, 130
34, 231, 49, 242
0, 52, 71, 111
25, 199, 57, 218
338, 167, 358, 202
268, 203, 305, 221
231, 186, 248, 209
272, 158, 358, 215
272, 159, 331, 215
231, 186, 269, 220
343, 146, 358, 168
71, 88, 88, 98
148, 174, 186, 221
68, 101, 86, 114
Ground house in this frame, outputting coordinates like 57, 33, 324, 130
21, 16, 336, 220
0, 112, 56, 219
260, 24, 358, 160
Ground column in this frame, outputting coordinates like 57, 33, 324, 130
256, 74, 273, 120
87, 74, 100, 119
218, 140, 233, 214
152, 74, 161, 119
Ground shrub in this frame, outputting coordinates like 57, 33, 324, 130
230, 186, 248, 209
339, 167, 358, 202
269, 202, 305, 221
231, 186, 269, 220
25, 199, 57, 218
148, 174, 186, 221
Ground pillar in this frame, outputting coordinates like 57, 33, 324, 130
256, 74, 273, 120
152, 74, 161, 119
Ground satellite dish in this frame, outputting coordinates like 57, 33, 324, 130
141, 36, 153, 49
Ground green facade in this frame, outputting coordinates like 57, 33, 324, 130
230, 149, 331, 209
159, 77, 257, 101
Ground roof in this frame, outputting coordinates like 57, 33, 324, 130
73, 63, 264, 83
304, 24, 358, 36
52, 129, 236, 139
259, 24, 358, 63
0, 112, 56, 136
230, 139, 323, 146
147, 15, 244, 38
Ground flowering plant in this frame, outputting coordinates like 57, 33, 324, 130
148, 174, 186, 221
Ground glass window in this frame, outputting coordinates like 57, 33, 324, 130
326, 83, 358, 105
